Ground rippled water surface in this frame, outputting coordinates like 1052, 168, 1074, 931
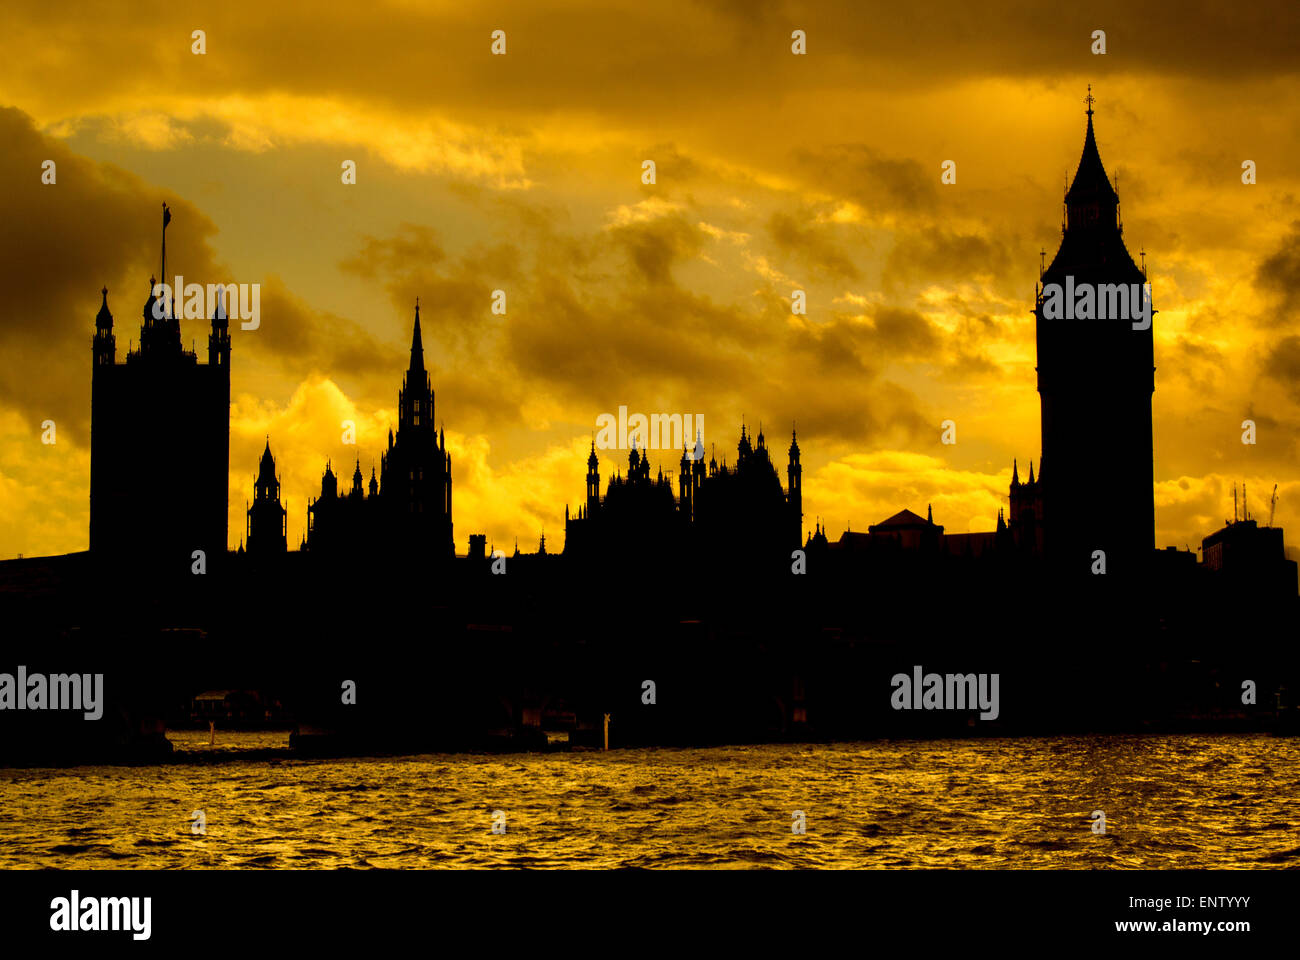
2, 735, 1297, 868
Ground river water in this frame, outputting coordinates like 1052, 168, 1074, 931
1, 734, 1297, 868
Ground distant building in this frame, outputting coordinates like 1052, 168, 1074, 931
1202, 519, 1298, 598
868, 508, 942, 552
564, 424, 802, 563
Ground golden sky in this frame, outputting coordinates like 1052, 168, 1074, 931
3, 0, 1300, 558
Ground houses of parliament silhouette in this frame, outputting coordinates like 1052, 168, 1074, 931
76, 99, 1295, 600
3, 94, 1295, 763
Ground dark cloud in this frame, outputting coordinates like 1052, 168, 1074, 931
501, 276, 759, 407
1162, 336, 1225, 395
785, 307, 940, 385
340, 223, 523, 357
793, 143, 937, 216
1263, 335, 1300, 403
767, 210, 862, 281
1256, 221, 1300, 324
7, 0, 1297, 136
885, 229, 1016, 289
0, 107, 223, 445
249, 276, 405, 390
610, 215, 707, 286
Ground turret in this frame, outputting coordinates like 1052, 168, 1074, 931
586, 439, 600, 515
93, 287, 116, 368
787, 426, 803, 549
247, 438, 287, 555
209, 287, 231, 368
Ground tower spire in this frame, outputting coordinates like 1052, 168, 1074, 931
408, 298, 425, 374
1065, 87, 1119, 231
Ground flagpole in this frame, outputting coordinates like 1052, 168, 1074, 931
160, 203, 170, 316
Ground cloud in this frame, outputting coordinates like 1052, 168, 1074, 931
793, 143, 938, 217
885, 229, 1016, 290
767, 209, 862, 281
0, 106, 224, 446
609, 213, 708, 285
248, 276, 406, 389
1263, 336, 1300, 403
1256, 221, 1300, 324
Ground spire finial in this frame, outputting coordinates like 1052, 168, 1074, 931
1085, 84, 1095, 116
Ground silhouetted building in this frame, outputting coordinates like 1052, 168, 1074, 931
1007, 458, 1045, 557
468, 534, 487, 561
1035, 95, 1154, 580
246, 439, 287, 555
868, 507, 942, 550
1202, 519, 1298, 598
564, 424, 802, 565
307, 303, 454, 560
90, 211, 230, 569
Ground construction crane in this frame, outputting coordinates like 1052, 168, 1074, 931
1269, 484, 1278, 527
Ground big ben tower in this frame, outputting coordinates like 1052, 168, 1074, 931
1035, 91, 1154, 584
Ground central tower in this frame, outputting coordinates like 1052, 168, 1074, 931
380, 302, 454, 559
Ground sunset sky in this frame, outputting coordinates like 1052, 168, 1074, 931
3, 0, 1300, 558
